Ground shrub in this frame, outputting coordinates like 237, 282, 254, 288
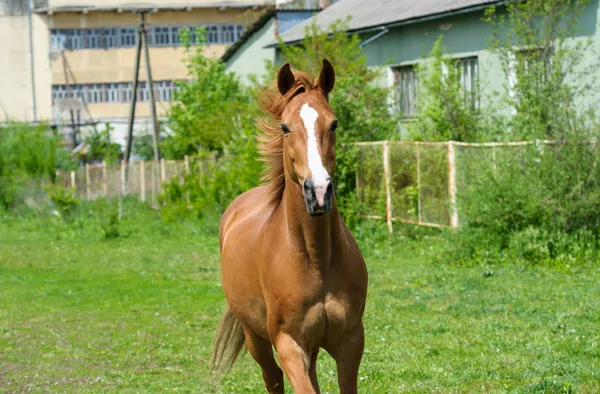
408, 35, 487, 142
0, 122, 74, 211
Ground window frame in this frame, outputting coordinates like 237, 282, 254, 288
393, 64, 419, 118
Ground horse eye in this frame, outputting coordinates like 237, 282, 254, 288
330, 120, 338, 132
281, 124, 290, 135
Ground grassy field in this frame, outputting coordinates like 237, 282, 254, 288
1, 208, 599, 393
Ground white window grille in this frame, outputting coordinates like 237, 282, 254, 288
137, 81, 149, 102
153, 26, 171, 46
102, 28, 120, 48
50, 29, 66, 50
107, 83, 121, 103
457, 57, 479, 109
86, 29, 102, 49
156, 81, 173, 101
122, 82, 133, 102
51, 85, 67, 104
121, 27, 136, 47
221, 25, 236, 44
86, 84, 104, 103
66, 29, 83, 50
170, 26, 180, 46
207, 25, 220, 44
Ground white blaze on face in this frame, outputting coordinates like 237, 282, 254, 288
300, 103, 330, 207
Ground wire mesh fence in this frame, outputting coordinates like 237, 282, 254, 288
354, 140, 550, 232
57, 141, 555, 231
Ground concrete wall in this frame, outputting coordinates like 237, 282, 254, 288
225, 17, 276, 85
0, 4, 260, 127
49, 8, 251, 120
0, 2, 52, 122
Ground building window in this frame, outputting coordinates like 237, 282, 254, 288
156, 81, 173, 101
86, 84, 104, 103
102, 28, 120, 48
394, 65, 418, 118
170, 26, 181, 46
107, 83, 121, 103
121, 27, 136, 47
52, 80, 179, 104
221, 25, 235, 44
457, 57, 479, 109
85, 29, 102, 49
207, 25, 220, 44
517, 48, 552, 81
122, 82, 133, 102
49, 24, 242, 50
51, 85, 67, 104
153, 26, 171, 46
65, 29, 83, 50
137, 81, 149, 102
50, 29, 67, 50
235, 25, 244, 41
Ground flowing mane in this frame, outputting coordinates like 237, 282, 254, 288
256, 69, 316, 207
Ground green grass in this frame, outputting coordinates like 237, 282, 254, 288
1, 210, 599, 393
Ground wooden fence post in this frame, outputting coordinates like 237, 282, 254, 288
447, 141, 459, 228
416, 143, 422, 224
102, 161, 108, 197
140, 160, 146, 202
121, 160, 126, 196
184, 155, 190, 174
160, 158, 166, 182
85, 163, 91, 200
383, 141, 393, 233
151, 160, 157, 203
70, 170, 75, 190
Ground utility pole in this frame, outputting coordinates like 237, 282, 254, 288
123, 10, 161, 200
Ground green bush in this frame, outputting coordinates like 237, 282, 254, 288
0, 122, 74, 211
451, 140, 600, 265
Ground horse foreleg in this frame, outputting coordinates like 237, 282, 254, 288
308, 349, 321, 393
331, 321, 364, 394
274, 333, 318, 394
243, 328, 285, 394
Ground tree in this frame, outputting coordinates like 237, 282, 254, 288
484, 0, 596, 140
165, 27, 255, 159
408, 35, 484, 142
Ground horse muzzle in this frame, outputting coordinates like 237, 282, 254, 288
302, 177, 334, 216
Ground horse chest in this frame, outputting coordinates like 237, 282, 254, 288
324, 296, 349, 335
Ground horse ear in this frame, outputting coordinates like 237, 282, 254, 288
317, 59, 335, 95
277, 63, 296, 95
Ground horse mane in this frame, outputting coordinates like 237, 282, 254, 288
256, 69, 317, 207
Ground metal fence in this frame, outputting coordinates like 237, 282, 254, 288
354, 140, 551, 232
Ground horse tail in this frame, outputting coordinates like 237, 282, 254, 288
211, 307, 246, 373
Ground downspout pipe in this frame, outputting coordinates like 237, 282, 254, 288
27, 0, 37, 122
360, 27, 388, 48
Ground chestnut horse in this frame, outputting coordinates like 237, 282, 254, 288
212, 59, 368, 394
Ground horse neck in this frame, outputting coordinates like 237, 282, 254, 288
281, 177, 341, 266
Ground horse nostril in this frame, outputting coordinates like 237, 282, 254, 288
303, 179, 311, 192
325, 178, 333, 195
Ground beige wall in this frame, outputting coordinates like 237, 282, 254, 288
47, 7, 257, 119
48, 7, 254, 28
0, 13, 52, 122
52, 45, 228, 84
0, 4, 262, 123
